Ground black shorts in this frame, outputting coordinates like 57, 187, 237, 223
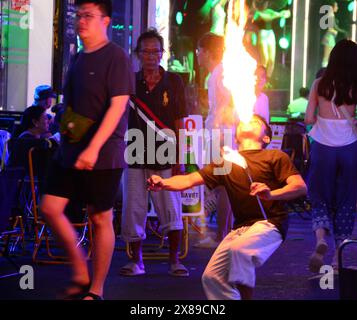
44, 161, 123, 212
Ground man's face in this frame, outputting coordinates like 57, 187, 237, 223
75, 4, 109, 41
137, 38, 163, 70
34, 112, 49, 134
255, 67, 267, 94
196, 46, 210, 70
236, 116, 269, 144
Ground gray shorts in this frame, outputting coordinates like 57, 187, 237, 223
121, 167, 183, 242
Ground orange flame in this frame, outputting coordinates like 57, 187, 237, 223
223, 0, 257, 123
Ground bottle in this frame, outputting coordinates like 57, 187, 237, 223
183, 55, 189, 72
181, 135, 201, 213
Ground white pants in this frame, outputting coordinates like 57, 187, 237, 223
121, 167, 182, 242
202, 220, 283, 300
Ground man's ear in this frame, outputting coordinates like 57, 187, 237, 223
103, 16, 111, 28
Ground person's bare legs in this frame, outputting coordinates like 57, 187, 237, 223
258, 33, 269, 72
309, 227, 328, 272
86, 207, 115, 299
40, 195, 90, 287
168, 230, 181, 264
315, 228, 327, 244
266, 34, 276, 79
236, 284, 254, 300
322, 45, 333, 67
128, 240, 144, 267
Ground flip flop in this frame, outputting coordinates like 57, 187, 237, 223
81, 292, 104, 300
120, 262, 146, 276
168, 263, 189, 277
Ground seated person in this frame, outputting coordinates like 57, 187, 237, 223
8, 106, 59, 174
148, 114, 307, 300
32, 85, 58, 135
287, 87, 309, 118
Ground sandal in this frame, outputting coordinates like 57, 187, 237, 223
168, 263, 189, 277
120, 262, 146, 276
81, 292, 103, 300
58, 280, 91, 300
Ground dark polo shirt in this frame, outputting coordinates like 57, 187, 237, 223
128, 68, 187, 170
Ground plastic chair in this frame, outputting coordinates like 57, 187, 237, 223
281, 121, 310, 176
125, 197, 190, 260
338, 239, 357, 300
0, 167, 25, 279
28, 147, 92, 264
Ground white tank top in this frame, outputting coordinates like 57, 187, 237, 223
309, 93, 357, 147
309, 116, 357, 147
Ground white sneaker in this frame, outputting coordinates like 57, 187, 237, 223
193, 236, 219, 248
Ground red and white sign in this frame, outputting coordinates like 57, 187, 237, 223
11, 0, 30, 11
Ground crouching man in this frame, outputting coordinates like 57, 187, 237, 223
147, 115, 307, 300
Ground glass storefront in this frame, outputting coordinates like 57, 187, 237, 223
54, 0, 141, 96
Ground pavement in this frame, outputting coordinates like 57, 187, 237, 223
1, 212, 357, 301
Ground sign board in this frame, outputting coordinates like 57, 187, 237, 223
181, 115, 204, 217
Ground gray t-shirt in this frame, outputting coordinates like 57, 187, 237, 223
57, 42, 135, 169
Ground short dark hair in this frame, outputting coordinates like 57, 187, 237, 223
21, 106, 46, 131
299, 87, 310, 98
135, 28, 164, 54
198, 33, 225, 61
253, 0, 269, 11
75, 0, 112, 18
254, 114, 272, 147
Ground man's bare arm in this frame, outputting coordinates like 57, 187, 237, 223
75, 95, 129, 170
250, 174, 307, 201
148, 172, 204, 192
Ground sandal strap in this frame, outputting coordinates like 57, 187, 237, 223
81, 292, 103, 300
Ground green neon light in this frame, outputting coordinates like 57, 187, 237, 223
176, 11, 183, 25
348, 1, 354, 12
279, 37, 290, 49
279, 17, 286, 28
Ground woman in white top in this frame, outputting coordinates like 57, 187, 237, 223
305, 39, 357, 273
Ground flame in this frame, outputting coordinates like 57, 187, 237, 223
223, 146, 247, 169
223, 0, 257, 124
